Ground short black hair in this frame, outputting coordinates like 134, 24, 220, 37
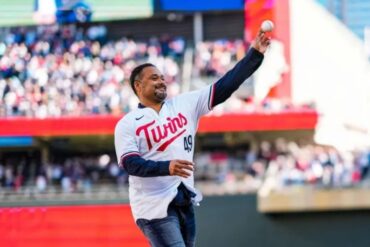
129, 63, 155, 95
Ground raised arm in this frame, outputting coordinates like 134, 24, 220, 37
211, 31, 271, 108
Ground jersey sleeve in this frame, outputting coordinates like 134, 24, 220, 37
181, 84, 215, 120
114, 117, 140, 168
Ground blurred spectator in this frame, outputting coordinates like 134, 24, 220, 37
194, 39, 246, 77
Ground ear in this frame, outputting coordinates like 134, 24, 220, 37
134, 80, 142, 94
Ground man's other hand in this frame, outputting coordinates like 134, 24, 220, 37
169, 160, 194, 178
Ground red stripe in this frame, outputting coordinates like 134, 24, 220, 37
0, 112, 318, 137
120, 152, 140, 167
0, 115, 121, 136
198, 111, 318, 133
156, 129, 186, 152
209, 84, 215, 110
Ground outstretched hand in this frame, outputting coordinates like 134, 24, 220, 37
169, 160, 194, 178
251, 30, 271, 54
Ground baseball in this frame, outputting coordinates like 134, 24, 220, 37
261, 20, 274, 32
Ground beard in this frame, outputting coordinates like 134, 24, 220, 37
153, 87, 167, 102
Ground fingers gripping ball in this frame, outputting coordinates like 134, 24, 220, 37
261, 20, 274, 32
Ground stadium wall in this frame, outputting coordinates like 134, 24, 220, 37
198, 195, 370, 247
2, 194, 370, 247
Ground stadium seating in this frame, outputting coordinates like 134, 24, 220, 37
0, 25, 183, 117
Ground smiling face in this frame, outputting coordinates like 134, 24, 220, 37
134, 66, 167, 104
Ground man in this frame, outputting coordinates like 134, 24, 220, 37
115, 30, 270, 247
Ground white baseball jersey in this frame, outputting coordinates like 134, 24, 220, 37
115, 84, 214, 221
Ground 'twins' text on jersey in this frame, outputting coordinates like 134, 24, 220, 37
136, 113, 188, 152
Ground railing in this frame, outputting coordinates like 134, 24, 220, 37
0, 184, 130, 206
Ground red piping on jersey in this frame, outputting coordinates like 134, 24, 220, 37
120, 152, 140, 167
156, 129, 186, 151
208, 84, 215, 110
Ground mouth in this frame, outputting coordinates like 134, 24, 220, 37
155, 85, 167, 92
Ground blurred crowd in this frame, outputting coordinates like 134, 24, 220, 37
263, 140, 370, 188
0, 24, 314, 118
195, 139, 370, 190
1, 139, 369, 196
0, 154, 126, 194
193, 39, 247, 77
0, 25, 184, 117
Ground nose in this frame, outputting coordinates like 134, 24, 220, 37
155, 82, 166, 90
158, 80, 166, 87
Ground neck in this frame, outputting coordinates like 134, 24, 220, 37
140, 99, 163, 113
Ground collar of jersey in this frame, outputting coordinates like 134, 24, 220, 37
137, 102, 165, 109
138, 103, 146, 108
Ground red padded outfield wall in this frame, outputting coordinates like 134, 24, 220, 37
0, 204, 148, 247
